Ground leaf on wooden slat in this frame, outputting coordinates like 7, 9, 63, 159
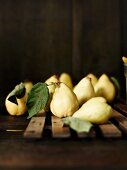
24, 116, 46, 138
62, 117, 93, 133
51, 116, 71, 138
99, 122, 122, 138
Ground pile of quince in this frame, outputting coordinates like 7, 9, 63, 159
46, 73, 118, 124
5, 72, 119, 124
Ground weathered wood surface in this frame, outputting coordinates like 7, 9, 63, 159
23, 116, 46, 138
51, 115, 71, 138
23, 103, 127, 139
1, 103, 127, 169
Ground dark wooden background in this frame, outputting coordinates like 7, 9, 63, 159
0, 0, 127, 106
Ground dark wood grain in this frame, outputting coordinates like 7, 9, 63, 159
1, 103, 127, 169
112, 109, 127, 133
0, 0, 126, 107
1, 134, 127, 170
72, 0, 121, 82
23, 116, 46, 138
99, 122, 122, 138
51, 115, 71, 138
0, 0, 72, 107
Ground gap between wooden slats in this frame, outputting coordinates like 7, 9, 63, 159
113, 103, 127, 116
99, 121, 122, 138
77, 128, 96, 138
112, 109, 127, 133
23, 116, 46, 138
51, 116, 71, 138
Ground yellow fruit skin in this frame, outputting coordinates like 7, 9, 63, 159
87, 96, 107, 103
45, 75, 59, 94
5, 81, 31, 116
50, 83, 79, 118
5, 99, 18, 116
86, 73, 98, 86
5, 95, 27, 116
59, 72, 73, 89
24, 81, 33, 94
94, 74, 116, 103
40, 75, 60, 114
73, 97, 112, 124
73, 77, 95, 105
23, 81, 33, 101
122, 56, 127, 64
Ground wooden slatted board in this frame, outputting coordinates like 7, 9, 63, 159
23, 101, 127, 139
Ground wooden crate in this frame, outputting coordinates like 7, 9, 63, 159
23, 101, 127, 139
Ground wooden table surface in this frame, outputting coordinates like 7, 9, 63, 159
1, 106, 127, 170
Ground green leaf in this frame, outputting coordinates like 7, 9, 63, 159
110, 76, 121, 97
62, 117, 93, 133
26, 82, 49, 119
8, 82, 26, 104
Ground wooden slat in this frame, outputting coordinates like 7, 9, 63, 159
99, 122, 122, 138
51, 116, 71, 138
23, 105, 127, 139
114, 103, 127, 115
23, 116, 46, 138
112, 109, 127, 133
